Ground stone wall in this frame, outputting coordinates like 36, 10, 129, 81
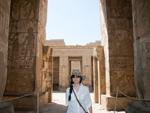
0, 0, 11, 100
100, 0, 136, 110
36, 0, 49, 110
40, 47, 53, 106
52, 47, 94, 91
132, 0, 150, 106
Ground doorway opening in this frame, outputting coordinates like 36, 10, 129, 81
46, 0, 103, 107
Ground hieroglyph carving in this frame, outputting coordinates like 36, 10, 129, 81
8, 27, 35, 69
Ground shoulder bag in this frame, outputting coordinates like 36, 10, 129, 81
72, 89, 88, 113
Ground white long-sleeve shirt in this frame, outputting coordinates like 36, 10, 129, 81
66, 84, 92, 113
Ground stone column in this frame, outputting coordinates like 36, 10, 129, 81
96, 46, 106, 104
5, 0, 47, 112
0, 0, 11, 100
126, 1, 150, 112
40, 47, 53, 105
59, 56, 69, 91
82, 56, 92, 90
93, 57, 99, 103
100, 0, 136, 110
47, 48, 53, 103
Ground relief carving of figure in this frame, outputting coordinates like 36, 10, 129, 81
11, 0, 35, 20
9, 32, 19, 65
22, 27, 35, 59
21, 0, 36, 19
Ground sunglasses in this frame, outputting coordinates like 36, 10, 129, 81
72, 75, 81, 78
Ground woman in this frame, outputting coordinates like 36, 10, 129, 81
66, 72, 93, 113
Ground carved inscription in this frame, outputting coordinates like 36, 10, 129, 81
8, 27, 35, 69
110, 57, 133, 71
6, 0, 38, 95
110, 70, 135, 96
109, 30, 133, 56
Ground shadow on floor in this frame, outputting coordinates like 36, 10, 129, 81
40, 103, 67, 113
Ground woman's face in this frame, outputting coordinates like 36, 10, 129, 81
72, 75, 80, 84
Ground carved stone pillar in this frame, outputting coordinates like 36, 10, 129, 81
59, 56, 69, 91
0, 0, 11, 100
5, 0, 47, 112
100, 0, 135, 110
96, 46, 105, 104
82, 56, 92, 90
126, 0, 150, 112
93, 56, 99, 103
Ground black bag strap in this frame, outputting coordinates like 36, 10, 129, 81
72, 88, 87, 113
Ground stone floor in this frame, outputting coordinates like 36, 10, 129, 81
40, 92, 125, 113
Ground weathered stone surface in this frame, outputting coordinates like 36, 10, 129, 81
0, 0, 11, 100
108, 30, 133, 57
4, 0, 48, 113
51, 46, 96, 91
107, 0, 132, 18
6, 0, 38, 95
0, 102, 14, 113
40, 47, 53, 105
45, 39, 65, 46
92, 56, 99, 103
110, 70, 135, 96
37, 0, 51, 106
132, 0, 150, 107
3, 0, 150, 112
101, 94, 132, 111
126, 101, 150, 113
96, 46, 106, 103
53, 57, 60, 90
100, 0, 135, 110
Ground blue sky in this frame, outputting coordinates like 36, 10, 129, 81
46, 0, 101, 45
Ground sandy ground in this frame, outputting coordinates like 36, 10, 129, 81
40, 92, 125, 113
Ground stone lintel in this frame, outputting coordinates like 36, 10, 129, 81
49, 46, 96, 49
101, 94, 132, 111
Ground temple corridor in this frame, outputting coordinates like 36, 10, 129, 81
1, 0, 150, 113
40, 92, 125, 113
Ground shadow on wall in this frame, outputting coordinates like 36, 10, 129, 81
40, 102, 67, 113
0, 51, 6, 99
